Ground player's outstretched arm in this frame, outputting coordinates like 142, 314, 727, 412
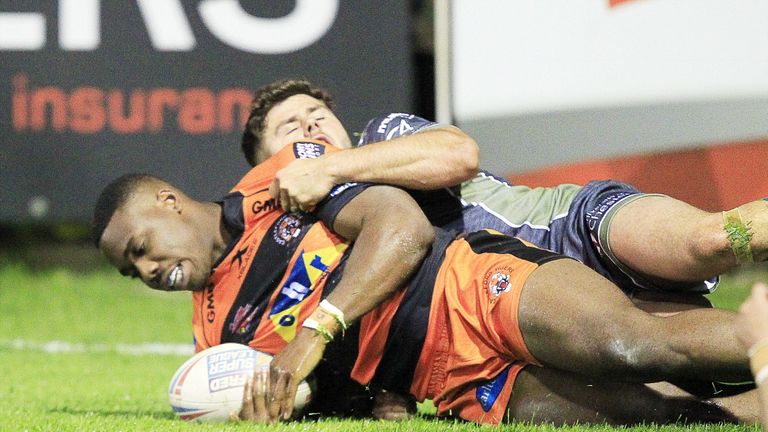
271, 127, 478, 211
265, 185, 435, 421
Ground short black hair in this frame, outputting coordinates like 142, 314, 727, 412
91, 173, 159, 247
241, 79, 335, 166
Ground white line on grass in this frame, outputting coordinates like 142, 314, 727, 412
0, 339, 194, 356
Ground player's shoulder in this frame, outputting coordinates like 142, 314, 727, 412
231, 140, 339, 194
358, 113, 439, 145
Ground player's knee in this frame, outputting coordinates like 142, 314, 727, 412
599, 328, 689, 381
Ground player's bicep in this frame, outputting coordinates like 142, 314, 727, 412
330, 185, 427, 241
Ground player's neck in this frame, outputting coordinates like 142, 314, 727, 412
197, 201, 230, 265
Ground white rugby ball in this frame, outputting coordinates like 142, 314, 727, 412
168, 343, 313, 422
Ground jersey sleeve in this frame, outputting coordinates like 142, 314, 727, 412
356, 113, 446, 146
275, 141, 372, 228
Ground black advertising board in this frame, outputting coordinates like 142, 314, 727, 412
0, 1, 413, 222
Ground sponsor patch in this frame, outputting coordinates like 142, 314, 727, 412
476, 366, 510, 412
293, 142, 324, 159
272, 214, 302, 246
484, 268, 513, 297
268, 244, 347, 342
584, 191, 635, 231
328, 182, 359, 198
228, 304, 259, 335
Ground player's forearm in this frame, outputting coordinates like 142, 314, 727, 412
325, 128, 479, 190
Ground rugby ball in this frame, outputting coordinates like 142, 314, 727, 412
168, 343, 313, 422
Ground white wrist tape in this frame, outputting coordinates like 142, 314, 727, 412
319, 299, 347, 330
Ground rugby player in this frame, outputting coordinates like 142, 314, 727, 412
93, 141, 758, 425
241, 79, 768, 303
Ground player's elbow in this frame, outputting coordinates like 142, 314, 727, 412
455, 132, 479, 178
386, 198, 435, 260
442, 129, 479, 182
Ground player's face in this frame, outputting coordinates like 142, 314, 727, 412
99, 191, 212, 292
260, 94, 352, 158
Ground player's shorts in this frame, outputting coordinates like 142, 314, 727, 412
577, 180, 718, 293
410, 230, 567, 425
454, 180, 717, 294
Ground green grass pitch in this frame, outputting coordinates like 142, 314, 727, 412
1, 260, 765, 431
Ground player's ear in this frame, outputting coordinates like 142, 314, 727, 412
157, 189, 182, 214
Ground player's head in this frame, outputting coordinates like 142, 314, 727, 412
241, 78, 352, 166
92, 173, 215, 292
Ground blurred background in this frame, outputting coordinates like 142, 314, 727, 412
2, 0, 768, 270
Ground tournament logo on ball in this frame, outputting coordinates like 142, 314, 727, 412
485, 270, 511, 297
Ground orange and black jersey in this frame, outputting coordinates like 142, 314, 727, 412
191, 141, 369, 355
190, 140, 466, 396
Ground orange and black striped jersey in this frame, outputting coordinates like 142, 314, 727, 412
189, 139, 457, 395
191, 141, 368, 355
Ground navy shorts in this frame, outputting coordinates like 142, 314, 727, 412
449, 180, 717, 294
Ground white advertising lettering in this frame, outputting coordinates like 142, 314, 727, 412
209, 373, 249, 392
0, 0, 339, 53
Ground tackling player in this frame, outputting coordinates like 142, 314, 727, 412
242, 79, 768, 303
93, 141, 758, 425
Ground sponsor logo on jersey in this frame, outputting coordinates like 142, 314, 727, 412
252, 197, 277, 215
385, 119, 415, 140
585, 191, 635, 231
476, 366, 510, 412
268, 243, 348, 342
293, 141, 325, 159
375, 113, 412, 134
205, 283, 216, 323
485, 270, 512, 297
328, 182, 359, 198
229, 304, 259, 335
230, 246, 249, 270
272, 214, 302, 246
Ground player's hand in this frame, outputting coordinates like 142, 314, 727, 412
269, 158, 336, 213
235, 365, 272, 423
267, 328, 326, 421
735, 282, 768, 349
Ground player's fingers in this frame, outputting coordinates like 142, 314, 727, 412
253, 365, 270, 422
267, 367, 282, 419
281, 378, 298, 420
291, 197, 303, 213
269, 179, 280, 199
270, 370, 291, 420
278, 188, 288, 211
237, 373, 254, 421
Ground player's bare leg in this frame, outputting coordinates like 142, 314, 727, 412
506, 367, 753, 425
518, 259, 752, 383
607, 196, 768, 286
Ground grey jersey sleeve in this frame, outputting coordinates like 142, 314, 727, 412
356, 113, 447, 146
